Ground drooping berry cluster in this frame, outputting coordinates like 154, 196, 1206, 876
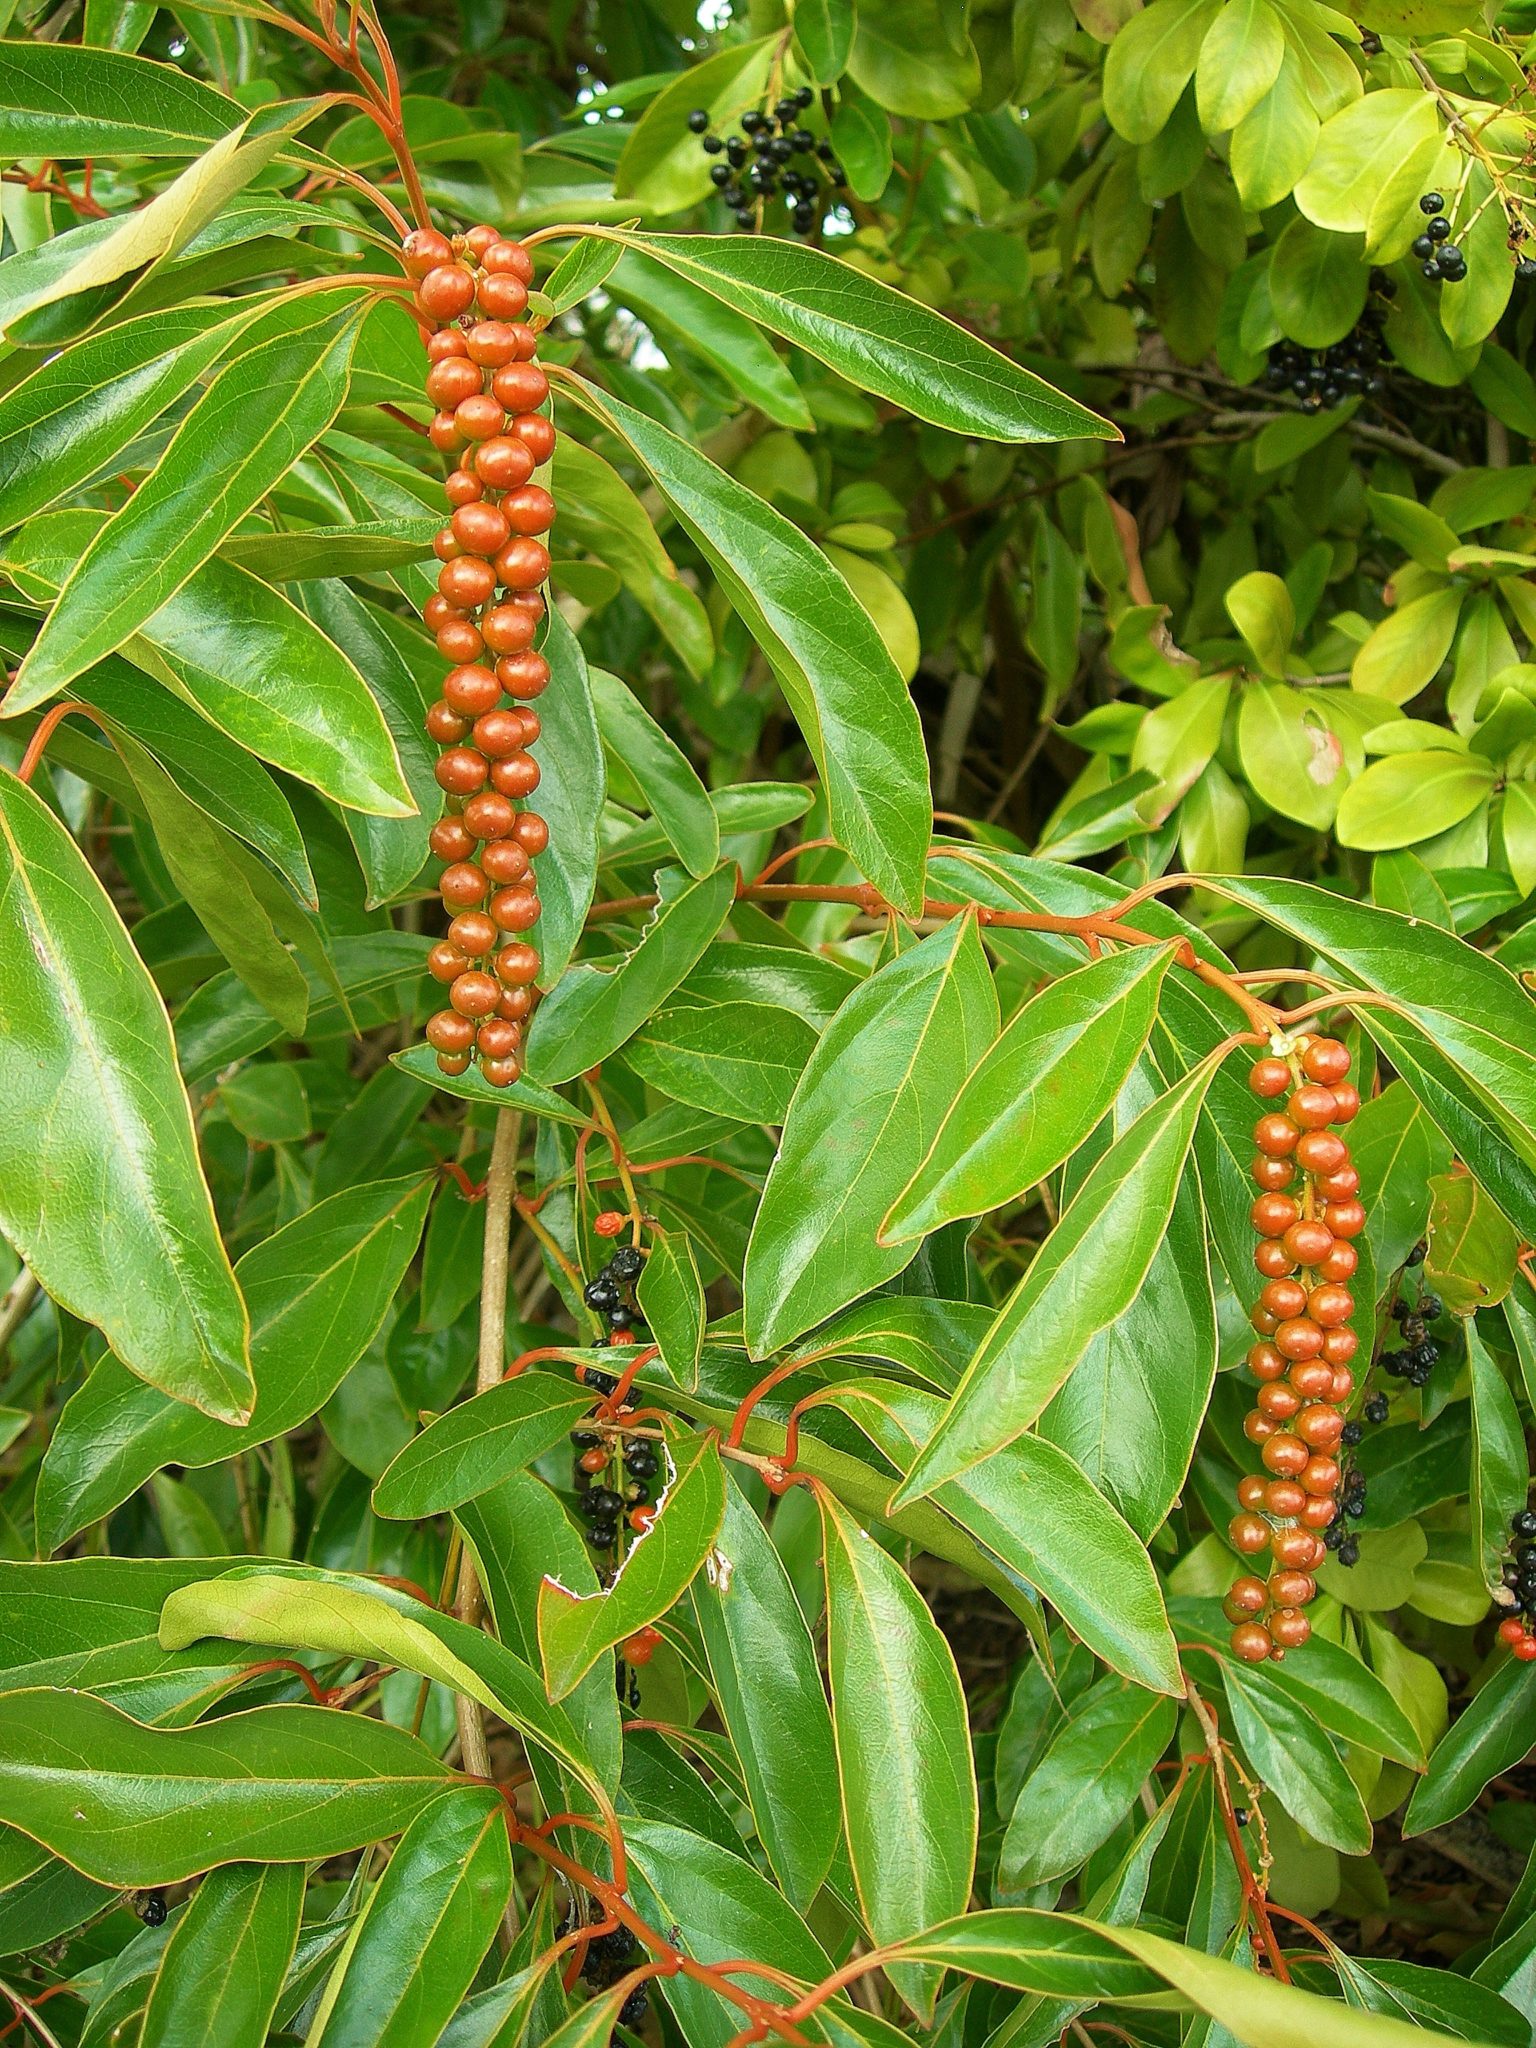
578, 1914, 650, 2031
401, 221, 556, 1089
1499, 1508, 1536, 1660
687, 89, 847, 235
1380, 1270, 1442, 1388
1225, 1035, 1365, 1663
1264, 291, 1391, 414
1413, 191, 1467, 285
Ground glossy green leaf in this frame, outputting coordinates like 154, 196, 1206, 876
794, 0, 855, 82
610, 248, 812, 430
744, 916, 997, 1355
636, 1228, 707, 1387
0, 40, 237, 156
884, 944, 1175, 1242
1220, 1659, 1373, 1853
160, 1566, 605, 1801
309, 1790, 510, 2048
371, 1371, 593, 1519
847, 0, 980, 117
528, 863, 737, 1085
1103, 0, 1222, 142
613, 37, 778, 213
0, 1690, 455, 1884
627, 999, 818, 1122
0, 769, 251, 1422
1469, 1320, 1525, 1599
562, 377, 931, 912
1406, 1656, 1536, 1832
1426, 1169, 1520, 1313
692, 1476, 840, 1907
894, 1052, 1220, 1507
139, 1861, 304, 2048
11, 294, 365, 707
1000, 1676, 1177, 1891
1336, 750, 1496, 851
554, 443, 713, 682
36, 1176, 431, 1550
533, 606, 605, 984
590, 667, 718, 877
821, 1487, 976, 2016
3, 511, 413, 816
538, 1429, 726, 1699
622, 234, 1115, 444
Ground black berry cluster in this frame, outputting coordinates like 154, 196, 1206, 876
1413, 192, 1467, 284
1265, 295, 1390, 414
575, 1914, 650, 2034
688, 88, 847, 235
1381, 1275, 1443, 1388
1499, 1509, 1536, 1661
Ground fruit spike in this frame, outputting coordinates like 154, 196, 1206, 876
406, 223, 554, 1088
1225, 1034, 1365, 1662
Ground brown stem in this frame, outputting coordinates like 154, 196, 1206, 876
1184, 1676, 1290, 1983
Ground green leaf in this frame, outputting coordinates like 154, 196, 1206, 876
883, 944, 1174, 1242
0, 769, 251, 1422
821, 1487, 976, 2016
1224, 570, 1293, 676
1296, 90, 1440, 233
391, 1045, 587, 1125
528, 864, 737, 1085
893, 1052, 1220, 1507
692, 1476, 840, 1907
4, 510, 413, 817
1220, 1659, 1373, 1853
744, 916, 997, 1355
116, 734, 310, 1033
537, 1430, 727, 1700
590, 668, 718, 877
636, 1229, 707, 1387
1426, 1169, 1521, 1313
1230, 52, 1318, 211
1237, 682, 1351, 830
0, 40, 237, 156
530, 606, 605, 984
1103, 0, 1222, 142
1336, 750, 1496, 851
540, 233, 624, 314
36, 1176, 431, 1550
160, 1565, 605, 1802
11, 294, 365, 706
622, 234, 1115, 444
1351, 587, 1463, 706
794, 0, 856, 82
1469, 1319, 1526, 1598
1000, 1676, 1177, 1891
627, 1000, 817, 1122
1406, 1656, 1536, 1832
1194, 0, 1283, 133
0, 1690, 456, 1884
614, 37, 778, 213
371, 1371, 593, 1519
139, 1861, 304, 2048
1269, 216, 1366, 349
309, 1790, 511, 2048
610, 248, 812, 430
847, 0, 980, 117
554, 442, 713, 682
1200, 875, 1536, 1240
561, 377, 931, 912
830, 90, 893, 201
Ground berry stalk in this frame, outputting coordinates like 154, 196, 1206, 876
1225, 1034, 1365, 1662
403, 221, 556, 1089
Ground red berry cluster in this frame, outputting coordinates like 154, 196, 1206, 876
1225, 1035, 1365, 1663
403, 221, 557, 1089
1498, 1615, 1536, 1661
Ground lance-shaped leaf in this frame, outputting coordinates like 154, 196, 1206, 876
883, 943, 1175, 1242
833, 1380, 1180, 1694
692, 1476, 840, 1908
744, 917, 997, 1356
528, 863, 737, 1084
0, 769, 251, 1422
608, 248, 812, 429
621, 233, 1115, 443
0, 296, 280, 533
0, 1690, 456, 1885
893, 1052, 1221, 1507
820, 1488, 976, 2018
1469, 1318, 1527, 1598
3, 511, 412, 817
1000, 1677, 1178, 1892
11, 293, 366, 706
1406, 1651, 1536, 1834
0, 40, 238, 157
537, 1430, 726, 1700
627, 999, 817, 1123
139, 1861, 304, 2048
160, 1566, 605, 1803
590, 667, 718, 877
1219, 1658, 1373, 1854
36, 1175, 431, 1550
555, 442, 713, 681
1201, 875, 1536, 1238
636, 1226, 707, 1387
561, 376, 930, 912
372, 1371, 594, 1519
530, 607, 604, 984
308, 1790, 511, 2048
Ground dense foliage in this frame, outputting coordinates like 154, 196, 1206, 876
1, 1, 1535, 2043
